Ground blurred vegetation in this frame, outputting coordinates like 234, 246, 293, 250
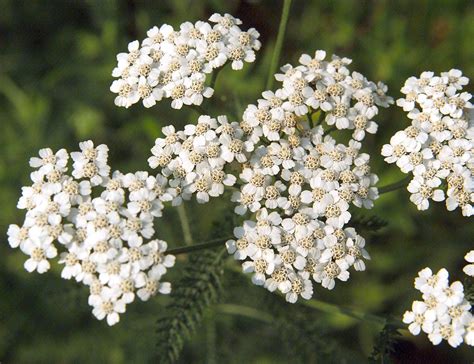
1, 0, 473, 363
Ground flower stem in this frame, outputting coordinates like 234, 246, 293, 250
378, 175, 411, 194
165, 236, 231, 256
206, 316, 217, 364
265, 0, 292, 90
216, 304, 273, 323
224, 264, 406, 330
217, 300, 404, 330
177, 204, 193, 246
299, 298, 405, 329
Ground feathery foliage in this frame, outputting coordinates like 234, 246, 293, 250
368, 323, 401, 363
155, 247, 227, 363
265, 294, 355, 363
155, 213, 234, 363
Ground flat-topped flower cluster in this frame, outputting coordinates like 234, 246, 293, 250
7, 141, 175, 325
382, 70, 473, 216
223, 50, 393, 302
403, 267, 473, 347
110, 13, 260, 109
144, 50, 393, 303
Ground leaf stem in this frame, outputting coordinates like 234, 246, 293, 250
265, 0, 292, 90
378, 175, 411, 194
165, 236, 231, 256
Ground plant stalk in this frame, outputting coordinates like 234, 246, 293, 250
378, 175, 411, 194
177, 204, 193, 246
298, 298, 405, 329
265, 0, 292, 90
165, 237, 231, 256
216, 304, 273, 323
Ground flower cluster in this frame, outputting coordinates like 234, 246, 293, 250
7, 141, 175, 325
382, 70, 474, 216
225, 50, 392, 302
403, 267, 473, 347
148, 115, 246, 204
110, 13, 260, 109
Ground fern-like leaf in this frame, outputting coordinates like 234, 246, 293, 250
155, 247, 226, 363
155, 213, 233, 363
368, 323, 401, 363
265, 294, 350, 363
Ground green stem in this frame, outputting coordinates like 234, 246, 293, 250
216, 304, 273, 323
299, 299, 404, 329
206, 316, 217, 364
189, 104, 209, 115
165, 236, 231, 256
378, 175, 411, 194
218, 299, 404, 330
177, 204, 193, 246
265, 0, 292, 90
224, 263, 406, 330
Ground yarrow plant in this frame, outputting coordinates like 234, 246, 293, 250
6, 8, 474, 360
382, 70, 474, 216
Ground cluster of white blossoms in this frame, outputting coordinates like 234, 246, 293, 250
224, 50, 393, 302
382, 70, 474, 216
147, 115, 246, 204
7, 141, 175, 325
110, 13, 260, 109
403, 267, 473, 347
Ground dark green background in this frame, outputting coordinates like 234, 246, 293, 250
0, 0, 473, 362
